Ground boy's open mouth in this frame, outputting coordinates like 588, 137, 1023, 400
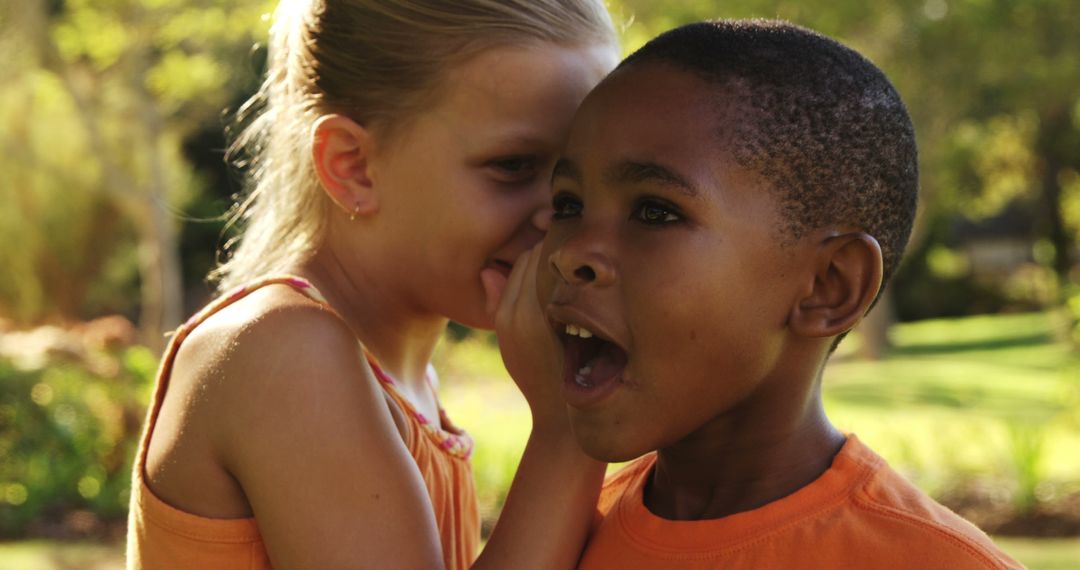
558, 322, 628, 405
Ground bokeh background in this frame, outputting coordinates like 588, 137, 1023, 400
1, 0, 1079, 567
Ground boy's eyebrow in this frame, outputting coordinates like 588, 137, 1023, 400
552, 158, 701, 200
552, 158, 582, 182
607, 160, 700, 199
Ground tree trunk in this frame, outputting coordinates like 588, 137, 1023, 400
1035, 107, 1079, 349
858, 288, 894, 360
131, 46, 184, 353
1035, 108, 1073, 291
26, 0, 184, 352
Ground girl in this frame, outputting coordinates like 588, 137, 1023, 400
125, 1, 618, 568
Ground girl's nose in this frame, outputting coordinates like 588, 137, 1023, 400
531, 205, 553, 233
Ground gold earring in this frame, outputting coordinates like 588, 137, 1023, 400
349, 204, 360, 221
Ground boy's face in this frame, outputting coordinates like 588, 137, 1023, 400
539, 63, 816, 462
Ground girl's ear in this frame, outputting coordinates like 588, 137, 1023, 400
789, 232, 884, 339
311, 114, 379, 218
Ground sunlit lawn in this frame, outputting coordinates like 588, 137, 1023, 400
2, 312, 1076, 568
0, 540, 124, 570
824, 312, 1080, 493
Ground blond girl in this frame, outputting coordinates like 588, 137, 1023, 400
126, 1, 617, 567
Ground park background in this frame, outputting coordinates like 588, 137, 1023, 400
1, 0, 1079, 567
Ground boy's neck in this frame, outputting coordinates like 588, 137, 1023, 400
645, 388, 845, 521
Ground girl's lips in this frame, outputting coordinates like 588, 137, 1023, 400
487, 258, 514, 277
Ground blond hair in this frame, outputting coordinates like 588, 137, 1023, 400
212, 0, 616, 291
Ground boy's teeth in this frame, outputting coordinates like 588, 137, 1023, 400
564, 324, 594, 338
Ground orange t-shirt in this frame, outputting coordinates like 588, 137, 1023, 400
579, 435, 1022, 569
126, 276, 480, 569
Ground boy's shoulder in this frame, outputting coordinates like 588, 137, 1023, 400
842, 437, 1023, 569
584, 437, 1023, 569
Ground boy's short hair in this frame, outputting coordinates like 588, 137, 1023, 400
620, 20, 918, 291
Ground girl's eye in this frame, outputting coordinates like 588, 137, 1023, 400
487, 156, 537, 183
633, 200, 681, 225
552, 193, 583, 220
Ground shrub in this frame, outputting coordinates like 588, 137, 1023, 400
0, 345, 154, 538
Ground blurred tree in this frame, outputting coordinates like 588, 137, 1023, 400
903, 0, 1080, 344
0, 0, 270, 351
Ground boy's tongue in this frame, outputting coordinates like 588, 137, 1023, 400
566, 335, 627, 389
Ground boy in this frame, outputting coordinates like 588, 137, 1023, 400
537, 20, 1022, 569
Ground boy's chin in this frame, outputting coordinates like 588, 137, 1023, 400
570, 418, 652, 464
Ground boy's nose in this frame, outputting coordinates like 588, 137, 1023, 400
549, 238, 615, 287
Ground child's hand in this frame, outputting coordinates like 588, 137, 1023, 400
489, 244, 567, 431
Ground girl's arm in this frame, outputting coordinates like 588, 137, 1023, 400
474, 245, 607, 569
207, 305, 447, 568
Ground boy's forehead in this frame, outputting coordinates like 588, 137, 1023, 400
563, 63, 740, 191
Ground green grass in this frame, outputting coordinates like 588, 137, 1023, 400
993, 537, 1080, 570
0, 540, 123, 570
824, 312, 1080, 492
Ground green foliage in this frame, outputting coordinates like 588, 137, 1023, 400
0, 347, 153, 537
0, 70, 126, 322
941, 114, 1039, 219
0, 0, 273, 327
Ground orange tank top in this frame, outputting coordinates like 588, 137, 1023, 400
126, 276, 480, 569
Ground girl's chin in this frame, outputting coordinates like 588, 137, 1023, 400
447, 310, 496, 331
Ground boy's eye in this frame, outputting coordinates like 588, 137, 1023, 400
486, 156, 537, 183
633, 200, 681, 224
552, 193, 583, 220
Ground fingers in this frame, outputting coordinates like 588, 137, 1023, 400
510, 245, 542, 317
481, 268, 509, 318
498, 249, 531, 320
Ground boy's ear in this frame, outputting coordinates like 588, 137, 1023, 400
311, 114, 378, 218
789, 232, 883, 339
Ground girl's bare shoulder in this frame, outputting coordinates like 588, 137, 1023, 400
175, 284, 358, 384
157, 286, 441, 566
170, 284, 387, 451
